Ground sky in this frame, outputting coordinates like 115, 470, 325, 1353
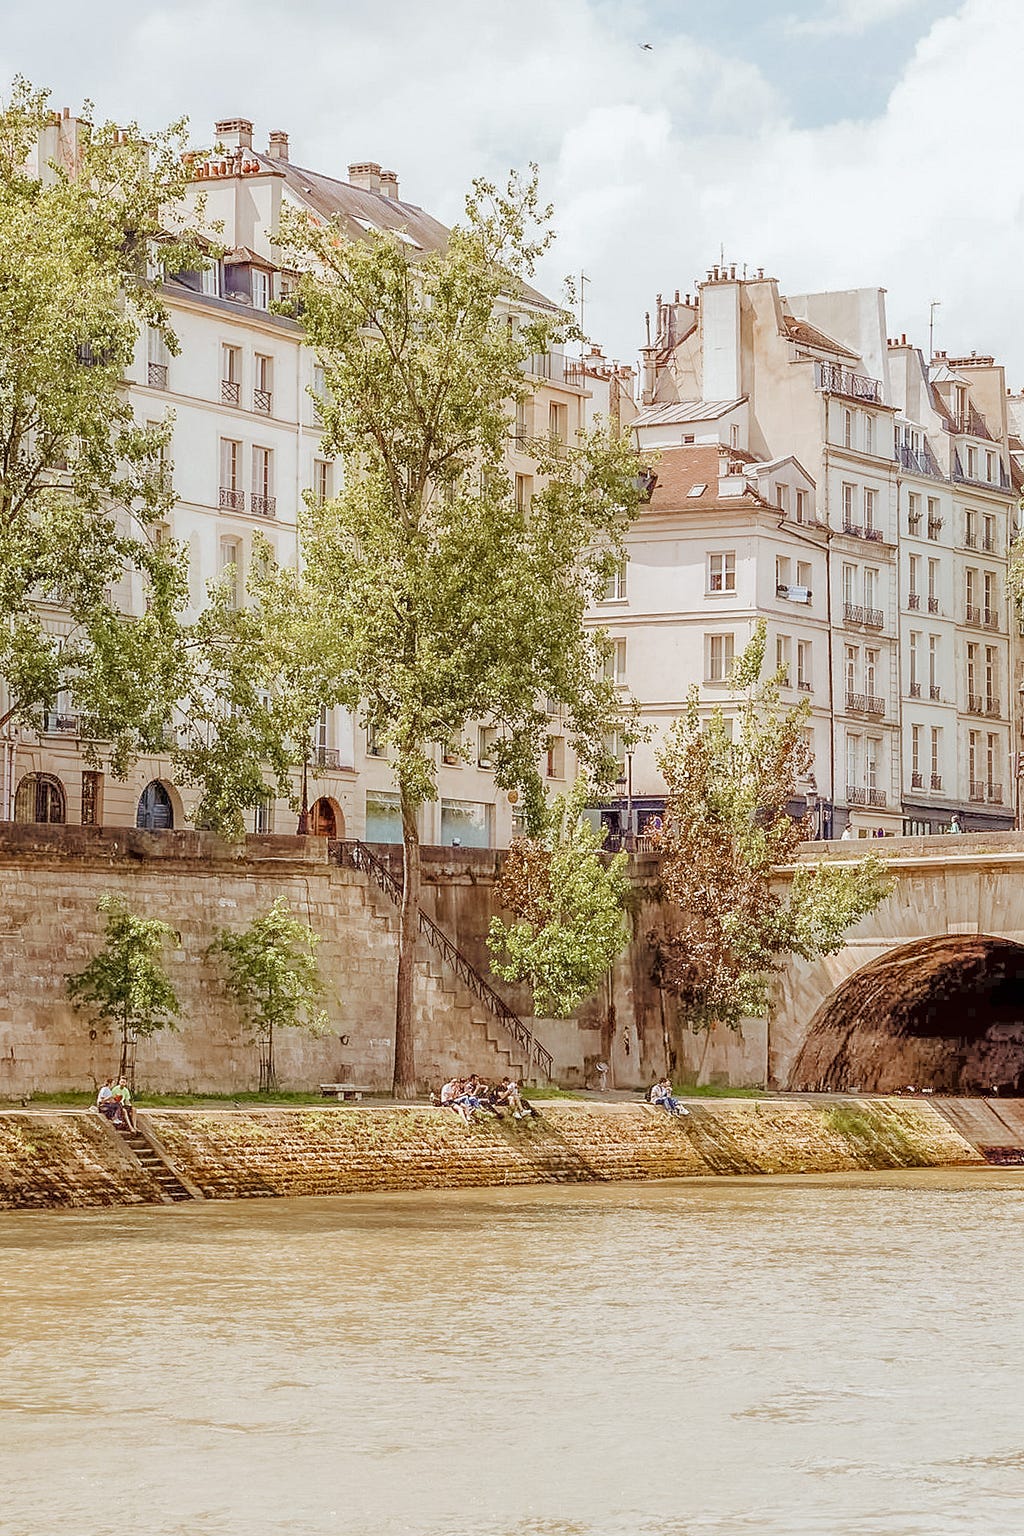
3, 0, 1022, 381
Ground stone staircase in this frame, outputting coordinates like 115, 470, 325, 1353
115, 1122, 196, 1202
333, 839, 552, 1082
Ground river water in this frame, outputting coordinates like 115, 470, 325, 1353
3, 1170, 1024, 1536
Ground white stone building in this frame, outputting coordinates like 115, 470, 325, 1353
9, 114, 626, 847
607, 267, 1018, 837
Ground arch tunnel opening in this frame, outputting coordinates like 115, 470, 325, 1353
789, 935, 1024, 1096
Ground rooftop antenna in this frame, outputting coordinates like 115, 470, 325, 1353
579, 270, 590, 357
929, 299, 941, 361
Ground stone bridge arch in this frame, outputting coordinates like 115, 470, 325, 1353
767, 835, 1024, 1090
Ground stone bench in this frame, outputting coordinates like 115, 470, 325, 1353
319, 1083, 365, 1102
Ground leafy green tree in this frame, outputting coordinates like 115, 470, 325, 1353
67, 892, 180, 1081
208, 897, 330, 1092
0, 79, 205, 771
488, 776, 632, 1017
652, 623, 891, 1033
271, 169, 642, 1095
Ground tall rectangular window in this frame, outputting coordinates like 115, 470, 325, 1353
147, 327, 169, 389
987, 733, 999, 791
931, 727, 941, 780
548, 401, 568, 446
254, 353, 273, 414
909, 631, 919, 688
846, 732, 860, 786
843, 410, 853, 448
251, 447, 274, 516
967, 642, 978, 699
908, 554, 919, 596
312, 459, 330, 506
984, 570, 996, 621
842, 483, 855, 526
845, 645, 858, 696
865, 648, 878, 697
929, 635, 938, 690
603, 638, 627, 687
251, 267, 270, 309
707, 633, 735, 682
603, 558, 628, 601
797, 640, 811, 689
81, 770, 102, 826
864, 414, 874, 455
219, 536, 241, 609
864, 568, 878, 610
221, 344, 241, 405
515, 474, 532, 513
842, 563, 856, 607
709, 551, 736, 592
863, 487, 877, 531
775, 634, 791, 685
911, 725, 921, 779
865, 737, 878, 791
795, 488, 807, 522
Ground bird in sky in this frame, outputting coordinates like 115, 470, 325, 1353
639, 42, 653, 49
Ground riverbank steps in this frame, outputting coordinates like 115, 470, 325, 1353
0, 1099, 983, 1210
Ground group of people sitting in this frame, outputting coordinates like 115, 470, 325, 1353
95, 1077, 136, 1131
436, 1074, 537, 1123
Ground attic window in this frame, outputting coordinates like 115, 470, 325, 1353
687, 483, 707, 497
354, 217, 381, 233
392, 229, 422, 249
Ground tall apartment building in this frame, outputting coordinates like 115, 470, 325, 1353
607, 267, 1018, 836
8, 114, 620, 846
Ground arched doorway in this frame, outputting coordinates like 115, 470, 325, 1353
136, 780, 174, 830
14, 773, 66, 824
789, 934, 1024, 1095
309, 797, 342, 838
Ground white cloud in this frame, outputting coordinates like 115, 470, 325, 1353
785, 0, 933, 38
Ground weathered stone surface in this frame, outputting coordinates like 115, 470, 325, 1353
0, 1112, 162, 1208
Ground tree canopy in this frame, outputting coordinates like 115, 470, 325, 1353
269, 168, 642, 1093
67, 891, 180, 1080
488, 776, 632, 1018
652, 623, 891, 1032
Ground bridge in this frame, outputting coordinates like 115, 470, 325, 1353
765, 831, 1024, 1094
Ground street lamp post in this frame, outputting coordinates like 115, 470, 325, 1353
625, 750, 634, 850
297, 749, 310, 835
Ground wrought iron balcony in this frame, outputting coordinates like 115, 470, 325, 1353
843, 603, 884, 628
965, 604, 982, 625
986, 697, 1001, 716
984, 611, 1000, 630
969, 780, 986, 801
251, 493, 276, 518
897, 440, 943, 478
868, 788, 887, 807
967, 693, 985, 713
147, 361, 168, 389
965, 531, 977, 549
908, 592, 920, 610
314, 747, 341, 770
43, 711, 79, 734
219, 486, 245, 511
846, 692, 885, 716
797, 680, 812, 692
930, 684, 941, 701
988, 782, 1004, 803
927, 519, 943, 538
815, 361, 882, 402
847, 785, 867, 805
842, 522, 863, 540
863, 527, 884, 543
253, 388, 272, 415
931, 773, 942, 791
928, 596, 940, 614
911, 771, 923, 788
221, 379, 240, 405
909, 681, 921, 698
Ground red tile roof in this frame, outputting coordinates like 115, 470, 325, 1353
643, 445, 768, 513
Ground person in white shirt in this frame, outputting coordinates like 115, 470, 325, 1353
649, 1078, 690, 1118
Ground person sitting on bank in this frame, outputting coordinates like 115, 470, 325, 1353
111, 1077, 136, 1132
96, 1078, 117, 1120
439, 1077, 472, 1122
649, 1078, 689, 1117
496, 1076, 537, 1120
452, 1075, 487, 1119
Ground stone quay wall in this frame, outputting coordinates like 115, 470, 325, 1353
0, 1099, 982, 1210
0, 827, 676, 1097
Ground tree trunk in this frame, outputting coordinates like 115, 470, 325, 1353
392, 785, 420, 1098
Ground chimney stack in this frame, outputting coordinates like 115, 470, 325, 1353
215, 117, 254, 151
267, 130, 289, 162
348, 161, 382, 194
379, 169, 400, 201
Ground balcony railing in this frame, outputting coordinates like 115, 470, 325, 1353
251, 493, 276, 518
967, 693, 985, 713
908, 592, 920, 610
988, 782, 1004, 804
930, 684, 941, 701
42, 711, 79, 734
847, 785, 888, 807
842, 522, 863, 540
816, 361, 882, 402
987, 697, 1001, 716
966, 604, 982, 625
219, 486, 245, 511
928, 596, 940, 614
221, 379, 240, 405
314, 747, 341, 770
843, 603, 884, 628
911, 771, 923, 788
931, 773, 942, 791
863, 527, 884, 543
983, 534, 997, 553
984, 611, 1000, 630
846, 692, 885, 717
965, 531, 978, 549
927, 519, 943, 538
909, 681, 921, 698
253, 388, 272, 415
970, 780, 986, 802
897, 440, 943, 478
147, 361, 168, 389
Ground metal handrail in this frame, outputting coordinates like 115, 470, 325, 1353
334, 839, 553, 1079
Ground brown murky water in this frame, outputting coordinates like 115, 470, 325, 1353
3, 1169, 1024, 1536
